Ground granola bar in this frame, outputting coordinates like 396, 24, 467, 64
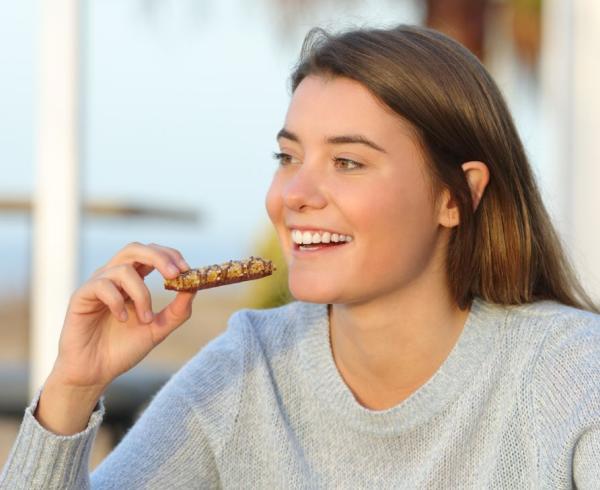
164, 256, 275, 292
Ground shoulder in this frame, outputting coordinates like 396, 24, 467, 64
535, 302, 600, 389
495, 299, 600, 353
512, 301, 600, 429
506, 300, 600, 361
502, 298, 599, 325
499, 300, 600, 377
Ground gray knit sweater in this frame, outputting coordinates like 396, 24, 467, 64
2, 298, 600, 489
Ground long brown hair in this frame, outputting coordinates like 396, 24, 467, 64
289, 25, 598, 312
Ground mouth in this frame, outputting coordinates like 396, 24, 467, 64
290, 228, 353, 253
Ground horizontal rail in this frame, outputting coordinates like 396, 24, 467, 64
0, 198, 199, 223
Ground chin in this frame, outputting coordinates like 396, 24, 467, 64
288, 277, 342, 304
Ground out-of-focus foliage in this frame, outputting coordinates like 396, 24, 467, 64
510, 0, 542, 68
246, 226, 294, 309
425, 0, 487, 59
425, 0, 542, 68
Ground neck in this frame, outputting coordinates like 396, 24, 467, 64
329, 282, 470, 410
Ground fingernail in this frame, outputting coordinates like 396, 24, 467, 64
144, 311, 154, 323
167, 264, 179, 276
179, 259, 190, 271
120, 310, 128, 322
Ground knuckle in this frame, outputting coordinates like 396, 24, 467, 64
96, 279, 119, 298
146, 244, 172, 264
150, 242, 181, 260
95, 277, 113, 289
123, 241, 143, 254
115, 263, 134, 277
171, 249, 185, 261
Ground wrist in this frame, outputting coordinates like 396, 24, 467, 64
44, 374, 105, 408
45, 367, 107, 400
34, 374, 106, 435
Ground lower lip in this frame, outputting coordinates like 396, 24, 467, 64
292, 242, 350, 256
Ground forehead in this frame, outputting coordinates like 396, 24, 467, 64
284, 75, 416, 142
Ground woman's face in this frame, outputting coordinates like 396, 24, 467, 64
265, 75, 449, 305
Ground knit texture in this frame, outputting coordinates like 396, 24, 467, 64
1, 297, 600, 489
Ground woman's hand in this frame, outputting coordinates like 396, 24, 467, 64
55, 241, 194, 388
36, 242, 196, 435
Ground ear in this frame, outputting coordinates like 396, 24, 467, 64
461, 161, 489, 211
437, 161, 490, 228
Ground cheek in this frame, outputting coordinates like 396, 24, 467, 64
363, 179, 438, 249
363, 183, 415, 220
264, 178, 282, 225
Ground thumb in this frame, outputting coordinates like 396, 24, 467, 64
152, 291, 196, 341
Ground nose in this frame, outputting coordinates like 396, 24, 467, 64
282, 162, 328, 212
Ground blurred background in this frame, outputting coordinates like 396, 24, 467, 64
1, 0, 598, 470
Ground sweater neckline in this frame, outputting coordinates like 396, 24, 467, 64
298, 297, 505, 434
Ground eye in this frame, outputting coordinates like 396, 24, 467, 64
333, 158, 364, 170
272, 152, 298, 166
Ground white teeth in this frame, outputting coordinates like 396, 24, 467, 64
290, 229, 353, 245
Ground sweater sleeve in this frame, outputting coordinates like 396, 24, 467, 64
90, 378, 221, 489
1, 311, 249, 490
532, 309, 600, 487
0, 390, 105, 490
91, 311, 248, 488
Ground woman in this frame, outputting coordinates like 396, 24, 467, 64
2, 25, 599, 488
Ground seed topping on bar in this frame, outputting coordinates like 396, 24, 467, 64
164, 256, 275, 292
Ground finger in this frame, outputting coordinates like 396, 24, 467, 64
152, 291, 196, 340
135, 264, 155, 279
106, 242, 183, 280
80, 278, 128, 322
147, 243, 190, 271
104, 265, 154, 324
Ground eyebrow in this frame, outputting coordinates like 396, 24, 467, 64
276, 128, 387, 153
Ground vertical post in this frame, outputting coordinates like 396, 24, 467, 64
541, 0, 600, 303
570, 0, 600, 301
539, 0, 573, 236
31, 0, 80, 396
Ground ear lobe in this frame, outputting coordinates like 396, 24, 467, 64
438, 188, 461, 228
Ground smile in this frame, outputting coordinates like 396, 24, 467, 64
289, 229, 353, 254
290, 229, 353, 245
